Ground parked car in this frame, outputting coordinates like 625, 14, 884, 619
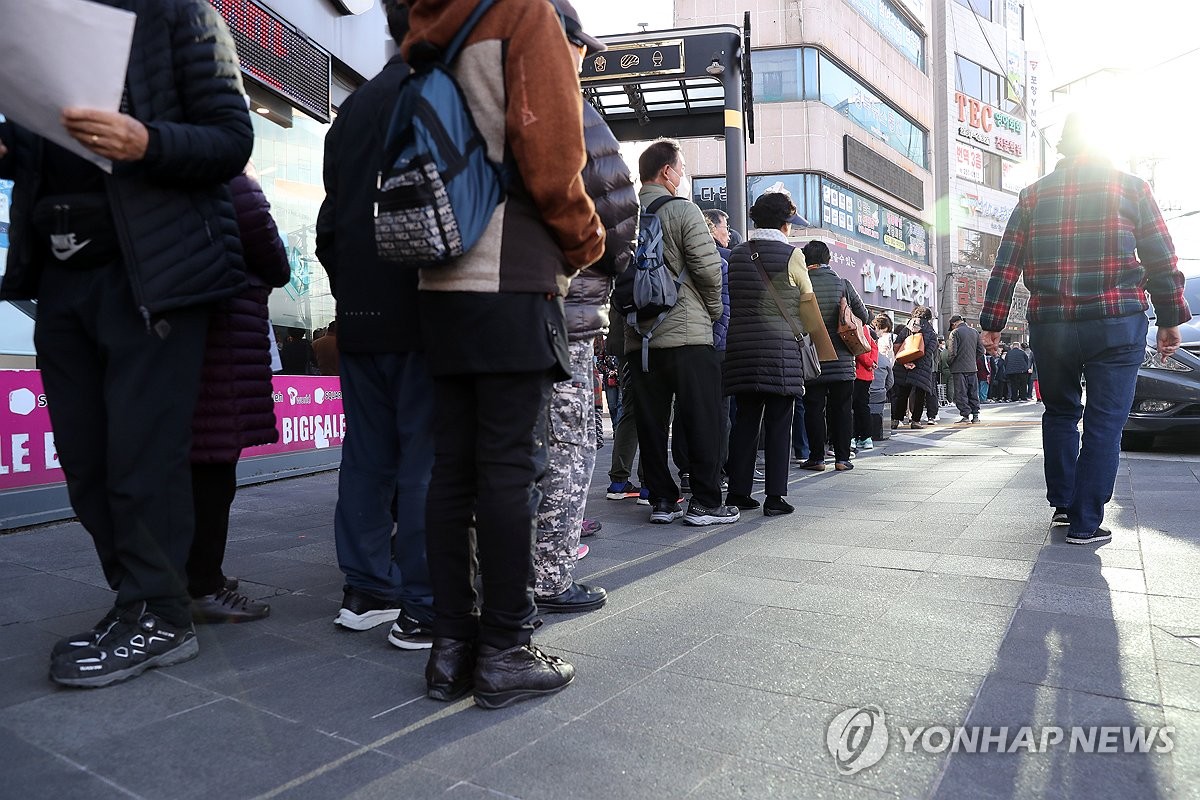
1122, 274, 1200, 450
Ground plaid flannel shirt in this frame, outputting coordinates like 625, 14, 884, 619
980, 155, 1191, 331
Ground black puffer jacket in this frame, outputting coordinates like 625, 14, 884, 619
723, 238, 805, 397
894, 318, 939, 394
566, 104, 637, 341
0, 0, 252, 315
807, 265, 869, 384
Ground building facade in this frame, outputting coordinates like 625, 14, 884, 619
932, 0, 1045, 341
675, 0, 938, 325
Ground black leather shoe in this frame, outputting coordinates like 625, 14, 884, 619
426, 638, 475, 702
725, 492, 760, 510
191, 589, 270, 624
763, 496, 794, 516
473, 643, 574, 709
536, 582, 607, 614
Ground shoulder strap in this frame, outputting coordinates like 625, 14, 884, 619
645, 195, 684, 215
443, 0, 499, 64
748, 242, 805, 341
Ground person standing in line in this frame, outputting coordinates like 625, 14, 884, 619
281, 329, 317, 375
312, 318, 340, 376
0, 0, 253, 687
722, 192, 810, 515
533, 0, 636, 615
853, 323, 880, 450
1004, 340, 1032, 401
947, 313, 984, 423
977, 348, 991, 404
626, 139, 739, 526
316, 0, 439, 647
891, 306, 938, 431
796, 240, 869, 472
187, 169, 291, 625
404, 0, 605, 708
980, 112, 1190, 544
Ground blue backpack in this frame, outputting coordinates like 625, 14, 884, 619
374, 0, 503, 268
611, 195, 686, 371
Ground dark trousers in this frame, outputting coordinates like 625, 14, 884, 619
425, 371, 551, 649
728, 393, 793, 497
804, 380, 854, 463
954, 373, 981, 416
607, 356, 642, 485
852, 379, 872, 439
188, 462, 238, 597
892, 384, 928, 422
34, 262, 209, 626
672, 352, 729, 479
792, 397, 809, 460
1008, 373, 1031, 400
629, 345, 723, 508
335, 351, 435, 623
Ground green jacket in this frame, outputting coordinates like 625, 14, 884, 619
624, 184, 724, 352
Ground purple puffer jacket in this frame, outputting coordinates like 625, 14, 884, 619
190, 173, 292, 463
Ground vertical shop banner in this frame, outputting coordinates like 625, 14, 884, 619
0, 371, 60, 491
244, 375, 345, 457
955, 142, 985, 182
0, 371, 344, 493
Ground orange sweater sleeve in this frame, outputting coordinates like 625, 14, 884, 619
503, 2, 605, 273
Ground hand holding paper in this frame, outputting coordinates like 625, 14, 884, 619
62, 108, 149, 163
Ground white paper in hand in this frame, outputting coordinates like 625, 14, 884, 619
0, 0, 136, 173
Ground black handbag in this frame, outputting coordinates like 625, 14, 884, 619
749, 244, 821, 382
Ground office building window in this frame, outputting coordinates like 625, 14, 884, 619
844, 0, 925, 71
957, 229, 1002, 268
955, 55, 1004, 109
751, 47, 929, 169
954, 0, 993, 20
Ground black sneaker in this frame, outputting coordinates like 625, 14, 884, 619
605, 480, 640, 500
191, 588, 270, 624
1052, 507, 1070, 525
388, 611, 434, 650
473, 643, 575, 709
49, 605, 198, 688
679, 473, 691, 494
426, 638, 475, 702
51, 607, 121, 659
725, 492, 760, 511
683, 501, 740, 526
1066, 527, 1112, 545
971, 414, 980, 423
763, 496, 794, 516
649, 499, 684, 524
335, 587, 401, 631
958, 415, 970, 423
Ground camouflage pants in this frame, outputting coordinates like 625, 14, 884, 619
534, 340, 597, 596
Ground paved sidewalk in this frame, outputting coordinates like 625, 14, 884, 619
1, 401, 1198, 799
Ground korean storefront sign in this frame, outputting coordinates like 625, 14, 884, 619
0, 372, 345, 493
820, 178, 929, 265
820, 239, 936, 314
955, 142, 984, 182
954, 91, 1025, 160
955, 183, 1017, 236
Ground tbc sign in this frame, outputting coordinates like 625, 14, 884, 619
954, 92, 1025, 160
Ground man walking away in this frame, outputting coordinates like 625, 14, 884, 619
317, 1, 437, 648
626, 139, 739, 527
947, 314, 984, 423
980, 112, 1191, 545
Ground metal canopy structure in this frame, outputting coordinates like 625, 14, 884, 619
580, 21, 753, 234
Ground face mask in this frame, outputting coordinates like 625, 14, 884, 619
675, 173, 691, 199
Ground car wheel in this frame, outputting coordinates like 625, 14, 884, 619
1120, 431, 1155, 451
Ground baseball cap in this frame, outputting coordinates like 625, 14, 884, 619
551, 0, 607, 56
949, 314, 964, 325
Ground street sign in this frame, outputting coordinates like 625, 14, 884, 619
581, 39, 684, 83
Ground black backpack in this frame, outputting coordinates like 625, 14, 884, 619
611, 195, 686, 370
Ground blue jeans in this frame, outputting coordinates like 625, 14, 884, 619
1030, 314, 1147, 536
980, 379, 990, 402
335, 351, 436, 623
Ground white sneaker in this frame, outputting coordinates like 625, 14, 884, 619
860, 438, 874, 451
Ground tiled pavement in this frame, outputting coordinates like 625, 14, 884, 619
1, 401, 1199, 799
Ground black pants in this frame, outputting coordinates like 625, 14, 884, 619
852, 379, 872, 440
629, 345, 723, 509
804, 381, 854, 463
607, 355, 642, 485
672, 353, 729, 479
34, 261, 209, 626
188, 461, 238, 597
728, 393, 793, 497
425, 371, 551, 650
893, 384, 928, 422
